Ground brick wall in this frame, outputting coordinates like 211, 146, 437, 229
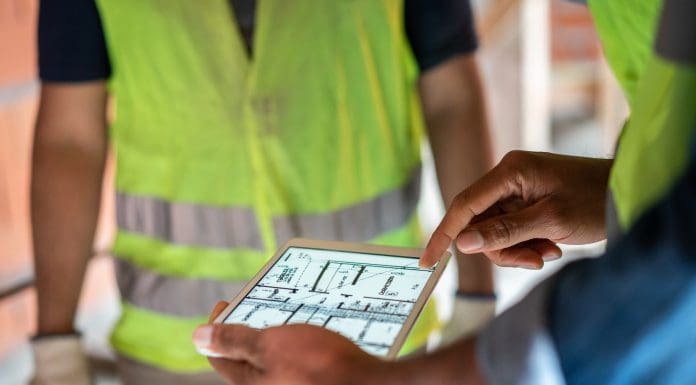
551, 0, 601, 62
0, 0, 36, 84
0, 0, 39, 359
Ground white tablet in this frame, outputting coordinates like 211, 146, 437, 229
208, 238, 450, 359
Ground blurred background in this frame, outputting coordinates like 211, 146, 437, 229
1, 0, 627, 383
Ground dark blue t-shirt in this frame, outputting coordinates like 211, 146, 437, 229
38, 0, 479, 82
550, 134, 696, 384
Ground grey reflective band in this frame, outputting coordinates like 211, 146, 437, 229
114, 258, 249, 317
272, 168, 421, 244
115, 170, 420, 316
117, 167, 420, 249
116, 193, 265, 250
655, 0, 696, 64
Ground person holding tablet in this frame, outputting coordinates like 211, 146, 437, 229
199, 239, 452, 359
194, 0, 696, 383
30, 1, 495, 384
198, 143, 696, 385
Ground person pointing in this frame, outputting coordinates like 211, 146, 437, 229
193, 0, 696, 384
421, 152, 612, 270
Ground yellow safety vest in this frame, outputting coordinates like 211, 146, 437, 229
96, 0, 438, 372
589, 0, 696, 230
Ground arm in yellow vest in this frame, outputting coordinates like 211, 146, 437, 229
30, 82, 109, 383
419, 54, 494, 295
419, 54, 496, 340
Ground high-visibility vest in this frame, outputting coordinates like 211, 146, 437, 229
589, 0, 696, 231
96, 0, 439, 372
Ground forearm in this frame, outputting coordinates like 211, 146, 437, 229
32, 142, 106, 334
426, 101, 491, 208
420, 55, 494, 293
421, 56, 491, 202
431, 125, 494, 292
31, 83, 108, 335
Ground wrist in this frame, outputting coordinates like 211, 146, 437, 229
370, 339, 484, 385
36, 326, 78, 335
455, 253, 494, 294
33, 331, 81, 340
455, 291, 497, 300
36, 321, 78, 338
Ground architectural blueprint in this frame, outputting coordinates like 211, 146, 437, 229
223, 247, 434, 356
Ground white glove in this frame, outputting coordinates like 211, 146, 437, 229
30, 334, 91, 385
440, 293, 496, 346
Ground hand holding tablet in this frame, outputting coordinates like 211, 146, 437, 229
197, 238, 450, 358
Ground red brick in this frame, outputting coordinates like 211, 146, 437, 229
0, 96, 37, 279
551, 0, 601, 61
0, 288, 35, 358
0, 0, 38, 86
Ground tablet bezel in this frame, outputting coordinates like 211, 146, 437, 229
211, 238, 450, 359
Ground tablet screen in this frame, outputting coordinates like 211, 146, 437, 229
222, 246, 435, 356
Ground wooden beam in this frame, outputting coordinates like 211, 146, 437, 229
520, 0, 551, 151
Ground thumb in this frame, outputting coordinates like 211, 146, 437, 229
455, 201, 557, 254
193, 324, 263, 365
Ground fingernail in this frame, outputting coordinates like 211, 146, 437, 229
193, 325, 213, 348
457, 231, 484, 252
542, 252, 561, 262
519, 263, 542, 270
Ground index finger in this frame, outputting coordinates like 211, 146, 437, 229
421, 166, 518, 267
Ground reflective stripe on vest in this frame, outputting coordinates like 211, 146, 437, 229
272, 167, 420, 244
114, 258, 248, 317
116, 193, 264, 251
116, 167, 420, 253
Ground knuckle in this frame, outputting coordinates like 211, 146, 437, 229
498, 152, 531, 190
451, 190, 469, 208
484, 219, 516, 246
544, 198, 567, 226
544, 198, 575, 240
501, 150, 529, 166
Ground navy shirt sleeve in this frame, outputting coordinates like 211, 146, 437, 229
405, 0, 479, 72
38, 0, 111, 81
37, 0, 477, 81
